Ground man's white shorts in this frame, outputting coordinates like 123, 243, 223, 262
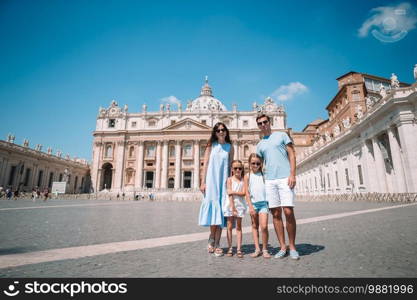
265, 178, 295, 208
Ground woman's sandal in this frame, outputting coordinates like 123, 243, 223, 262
214, 247, 224, 257
262, 249, 271, 259
236, 250, 244, 258
250, 249, 262, 258
226, 247, 233, 257
207, 238, 215, 254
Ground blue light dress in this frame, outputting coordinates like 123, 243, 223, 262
198, 142, 231, 227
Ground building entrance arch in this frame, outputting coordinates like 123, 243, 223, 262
101, 163, 113, 190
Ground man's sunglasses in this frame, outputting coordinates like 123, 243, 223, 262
257, 120, 269, 126
216, 128, 226, 133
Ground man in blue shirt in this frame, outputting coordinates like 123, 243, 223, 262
256, 114, 299, 260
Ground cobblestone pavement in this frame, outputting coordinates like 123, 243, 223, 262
0, 198, 416, 277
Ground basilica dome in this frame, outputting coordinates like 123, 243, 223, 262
186, 77, 227, 112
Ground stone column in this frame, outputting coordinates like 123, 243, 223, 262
233, 141, 239, 160
396, 122, 417, 192
96, 168, 102, 191
43, 166, 49, 190
0, 159, 9, 187
135, 141, 144, 189
161, 141, 169, 189
114, 140, 126, 191
31, 164, 39, 188
155, 141, 162, 189
111, 168, 116, 189
361, 141, 377, 193
174, 140, 182, 189
348, 152, 358, 193
193, 140, 200, 189
372, 136, 388, 193
92, 142, 103, 193
387, 127, 407, 192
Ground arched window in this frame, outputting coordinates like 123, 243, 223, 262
105, 144, 113, 158
129, 146, 135, 158
244, 145, 250, 158
169, 146, 175, 157
146, 144, 155, 157
125, 168, 135, 185
183, 144, 192, 157
168, 178, 175, 189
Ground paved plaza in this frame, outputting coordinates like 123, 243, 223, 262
0, 198, 416, 278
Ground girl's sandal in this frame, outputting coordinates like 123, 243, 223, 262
236, 250, 244, 258
214, 248, 224, 257
250, 249, 262, 258
226, 247, 233, 257
207, 244, 215, 254
262, 249, 271, 259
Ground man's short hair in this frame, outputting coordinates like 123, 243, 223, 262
256, 114, 270, 122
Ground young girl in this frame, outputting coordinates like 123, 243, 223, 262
244, 153, 271, 258
223, 160, 247, 258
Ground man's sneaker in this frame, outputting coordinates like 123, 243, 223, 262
274, 249, 287, 259
289, 250, 300, 260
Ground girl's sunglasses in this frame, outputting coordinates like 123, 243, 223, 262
233, 167, 243, 171
251, 162, 261, 166
216, 128, 226, 133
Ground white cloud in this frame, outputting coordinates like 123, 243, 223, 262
358, 2, 417, 37
160, 95, 181, 107
270, 82, 308, 101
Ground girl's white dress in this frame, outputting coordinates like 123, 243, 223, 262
223, 178, 247, 218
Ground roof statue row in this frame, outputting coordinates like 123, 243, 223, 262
98, 77, 285, 117
4, 134, 89, 165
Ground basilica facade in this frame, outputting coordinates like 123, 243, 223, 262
91, 79, 287, 193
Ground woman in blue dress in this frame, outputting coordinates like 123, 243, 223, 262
199, 122, 234, 257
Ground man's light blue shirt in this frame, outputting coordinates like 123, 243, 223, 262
256, 131, 292, 180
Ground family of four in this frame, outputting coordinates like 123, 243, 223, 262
198, 114, 299, 260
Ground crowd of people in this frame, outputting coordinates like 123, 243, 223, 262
0, 186, 50, 201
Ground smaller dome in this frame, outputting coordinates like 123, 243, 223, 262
186, 77, 227, 112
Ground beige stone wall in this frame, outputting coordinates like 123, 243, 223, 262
0, 140, 90, 193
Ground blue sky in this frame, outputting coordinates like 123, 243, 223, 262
1, 0, 416, 160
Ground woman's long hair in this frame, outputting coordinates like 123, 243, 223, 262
207, 122, 231, 146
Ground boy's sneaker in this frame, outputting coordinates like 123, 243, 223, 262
289, 250, 300, 260
274, 249, 287, 259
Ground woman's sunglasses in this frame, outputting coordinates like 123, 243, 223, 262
216, 128, 226, 133
251, 162, 261, 166
233, 167, 243, 171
